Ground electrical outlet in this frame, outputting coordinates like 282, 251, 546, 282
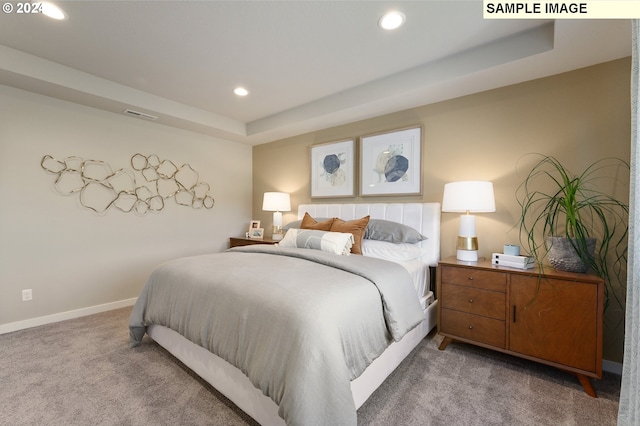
22, 289, 32, 302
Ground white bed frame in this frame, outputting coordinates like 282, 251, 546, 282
147, 202, 441, 425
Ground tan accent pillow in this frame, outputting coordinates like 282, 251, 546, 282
300, 212, 334, 231
330, 216, 370, 255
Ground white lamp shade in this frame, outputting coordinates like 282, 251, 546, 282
262, 192, 291, 212
442, 181, 496, 213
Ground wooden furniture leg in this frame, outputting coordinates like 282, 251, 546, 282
576, 374, 597, 398
438, 336, 452, 350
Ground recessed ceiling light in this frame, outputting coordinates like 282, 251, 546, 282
378, 11, 405, 30
234, 87, 249, 96
41, 2, 67, 20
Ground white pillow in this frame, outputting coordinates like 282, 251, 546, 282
278, 229, 353, 256
361, 239, 423, 262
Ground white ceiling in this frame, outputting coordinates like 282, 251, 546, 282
0, 1, 631, 145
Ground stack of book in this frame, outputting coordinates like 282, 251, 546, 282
491, 253, 535, 269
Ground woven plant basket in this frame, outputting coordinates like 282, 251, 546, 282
546, 236, 596, 273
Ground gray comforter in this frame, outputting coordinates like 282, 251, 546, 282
129, 245, 424, 426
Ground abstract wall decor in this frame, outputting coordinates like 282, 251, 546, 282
309, 139, 355, 198
41, 154, 215, 215
359, 126, 422, 196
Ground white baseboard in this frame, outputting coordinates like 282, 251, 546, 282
0, 298, 137, 335
602, 359, 623, 375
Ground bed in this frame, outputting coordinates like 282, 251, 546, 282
129, 202, 440, 425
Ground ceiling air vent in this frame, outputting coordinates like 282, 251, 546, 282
123, 109, 158, 121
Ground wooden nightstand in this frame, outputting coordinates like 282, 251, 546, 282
437, 256, 603, 397
229, 237, 278, 248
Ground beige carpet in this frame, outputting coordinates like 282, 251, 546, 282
0, 307, 620, 425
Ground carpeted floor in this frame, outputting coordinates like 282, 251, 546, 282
0, 307, 621, 425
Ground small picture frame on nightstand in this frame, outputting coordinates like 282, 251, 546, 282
249, 228, 264, 239
249, 220, 261, 231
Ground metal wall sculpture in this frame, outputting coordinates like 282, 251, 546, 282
41, 154, 215, 215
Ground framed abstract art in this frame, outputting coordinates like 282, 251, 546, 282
310, 139, 355, 198
359, 126, 422, 196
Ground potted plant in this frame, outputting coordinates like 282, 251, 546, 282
516, 154, 629, 312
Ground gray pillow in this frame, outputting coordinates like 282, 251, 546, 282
282, 220, 302, 230
364, 219, 426, 244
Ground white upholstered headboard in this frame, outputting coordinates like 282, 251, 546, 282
297, 203, 441, 266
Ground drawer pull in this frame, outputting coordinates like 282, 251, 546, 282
468, 325, 473, 329
468, 298, 474, 303
468, 276, 474, 281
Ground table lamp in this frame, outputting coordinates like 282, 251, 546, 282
442, 181, 496, 261
262, 192, 291, 241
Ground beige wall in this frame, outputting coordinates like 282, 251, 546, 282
0, 85, 252, 329
253, 58, 631, 363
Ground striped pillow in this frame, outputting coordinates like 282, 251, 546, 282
278, 229, 353, 256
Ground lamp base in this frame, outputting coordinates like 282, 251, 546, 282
271, 225, 284, 241
456, 234, 478, 261
457, 235, 478, 251
456, 249, 478, 262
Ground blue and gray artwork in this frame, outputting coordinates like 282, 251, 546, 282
384, 155, 408, 182
323, 154, 340, 174
374, 144, 409, 183
321, 152, 346, 186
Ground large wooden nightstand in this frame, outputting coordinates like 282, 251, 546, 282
229, 237, 278, 248
437, 256, 603, 397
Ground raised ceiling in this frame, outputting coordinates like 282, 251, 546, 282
0, 1, 631, 145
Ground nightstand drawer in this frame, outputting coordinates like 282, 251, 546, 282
441, 283, 506, 320
440, 308, 506, 349
441, 265, 507, 293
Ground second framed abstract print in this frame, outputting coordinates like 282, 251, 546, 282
360, 126, 422, 196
